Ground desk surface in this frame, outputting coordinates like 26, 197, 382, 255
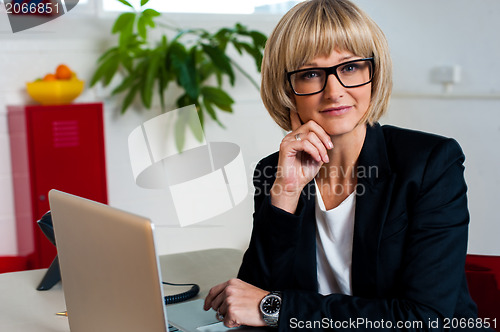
0, 248, 244, 332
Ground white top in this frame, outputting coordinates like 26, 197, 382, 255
314, 181, 356, 296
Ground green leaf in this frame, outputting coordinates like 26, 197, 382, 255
158, 71, 166, 110
157, 48, 169, 109
127, 39, 147, 59
137, 15, 147, 40
112, 75, 135, 95
141, 50, 162, 108
143, 16, 156, 28
202, 99, 224, 127
90, 64, 106, 87
169, 42, 199, 99
121, 83, 140, 114
197, 61, 216, 84
213, 27, 231, 51
235, 23, 246, 32
201, 86, 234, 112
116, 0, 134, 9
231, 40, 243, 55
203, 99, 218, 120
234, 23, 253, 38
140, 0, 150, 6
158, 36, 173, 109
175, 109, 188, 152
215, 71, 223, 87
90, 55, 119, 87
142, 8, 161, 18
197, 103, 205, 129
176, 93, 192, 108
214, 27, 231, 39
103, 60, 120, 86
174, 97, 204, 151
117, 15, 136, 49
97, 46, 119, 63
112, 12, 136, 34
239, 42, 263, 72
250, 30, 267, 48
140, 15, 156, 30
119, 50, 134, 73
188, 106, 205, 142
201, 43, 235, 86
162, 34, 168, 48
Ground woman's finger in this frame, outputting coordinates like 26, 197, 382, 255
288, 139, 324, 163
303, 131, 330, 163
301, 120, 334, 151
287, 119, 333, 154
203, 282, 226, 311
209, 290, 227, 313
283, 130, 330, 163
211, 279, 268, 328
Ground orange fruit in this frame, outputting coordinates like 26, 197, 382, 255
43, 74, 57, 81
55, 64, 72, 80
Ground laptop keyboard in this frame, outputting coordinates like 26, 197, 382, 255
168, 324, 183, 332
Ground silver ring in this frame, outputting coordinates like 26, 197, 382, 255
295, 133, 301, 141
216, 309, 225, 321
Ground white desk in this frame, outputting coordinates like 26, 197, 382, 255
0, 249, 244, 332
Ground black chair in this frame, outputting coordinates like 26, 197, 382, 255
465, 254, 500, 331
36, 211, 61, 291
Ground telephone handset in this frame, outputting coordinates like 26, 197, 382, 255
36, 212, 200, 304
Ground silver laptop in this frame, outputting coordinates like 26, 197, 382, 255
49, 189, 234, 332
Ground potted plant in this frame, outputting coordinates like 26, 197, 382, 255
91, 0, 267, 132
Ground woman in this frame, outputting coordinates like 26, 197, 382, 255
204, 0, 481, 330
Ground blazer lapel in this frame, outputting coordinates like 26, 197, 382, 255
352, 123, 396, 297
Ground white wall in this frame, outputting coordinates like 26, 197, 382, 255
0, 1, 499, 257
0, 7, 284, 257
355, 0, 500, 254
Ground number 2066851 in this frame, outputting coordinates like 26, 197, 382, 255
5, 2, 59, 15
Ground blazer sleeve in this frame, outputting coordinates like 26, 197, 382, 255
239, 140, 480, 331
238, 155, 311, 291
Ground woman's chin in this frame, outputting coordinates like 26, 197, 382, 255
323, 122, 367, 139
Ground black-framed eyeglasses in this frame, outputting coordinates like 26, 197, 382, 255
286, 57, 374, 96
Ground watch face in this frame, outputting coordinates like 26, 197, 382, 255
262, 295, 281, 315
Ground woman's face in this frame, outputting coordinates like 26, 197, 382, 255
292, 49, 372, 137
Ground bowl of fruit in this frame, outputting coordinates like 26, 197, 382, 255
26, 65, 84, 105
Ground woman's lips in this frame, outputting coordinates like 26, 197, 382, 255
320, 106, 352, 116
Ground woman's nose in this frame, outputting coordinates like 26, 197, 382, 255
323, 74, 344, 99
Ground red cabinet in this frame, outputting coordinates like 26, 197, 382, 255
7, 103, 107, 270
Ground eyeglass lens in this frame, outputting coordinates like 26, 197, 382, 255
289, 59, 373, 95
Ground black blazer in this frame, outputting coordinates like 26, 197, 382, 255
238, 123, 480, 331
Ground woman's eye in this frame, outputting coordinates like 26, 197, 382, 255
299, 70, 322, 80
340, 64, 359, 73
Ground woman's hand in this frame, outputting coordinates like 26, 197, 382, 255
271, 111, 333, 213
203, 278, 269, 328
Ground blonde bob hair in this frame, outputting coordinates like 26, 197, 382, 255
261, 0, 392, 131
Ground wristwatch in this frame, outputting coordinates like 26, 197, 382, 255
259, 291, 282, 327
